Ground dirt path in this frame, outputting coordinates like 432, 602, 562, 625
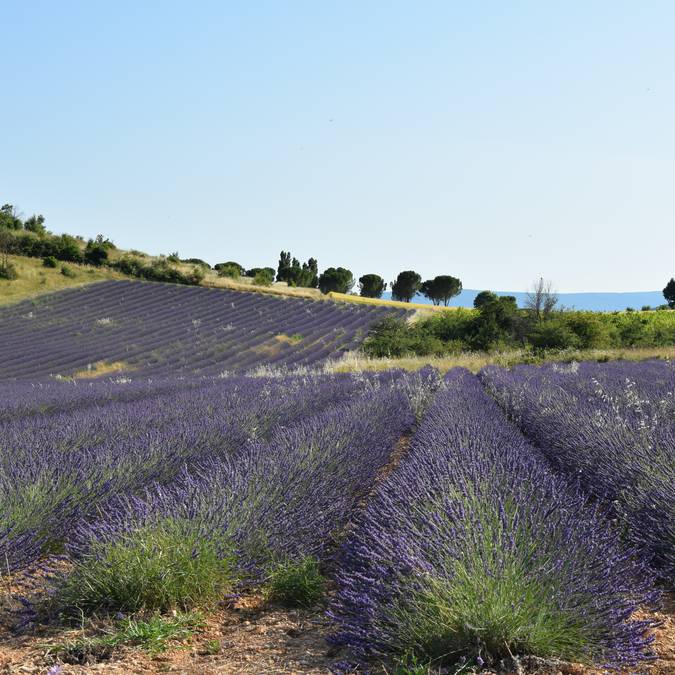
0, 576, 674, 674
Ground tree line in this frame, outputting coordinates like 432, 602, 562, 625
212, 250, 464, 305
365, 278, 675, 357
2, 202, 674, 311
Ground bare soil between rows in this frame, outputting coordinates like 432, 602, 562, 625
0, 574, 673, 675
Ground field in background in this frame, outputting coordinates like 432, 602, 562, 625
0, 280, 407, 380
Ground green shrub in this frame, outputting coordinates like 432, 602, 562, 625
54, 234, 84, 262
60, 265, 76, 278
253, 269, 274, 286
217, 264, 241, 279
246, 266, 275, 279
54, 520, 235, 614
528, 319, 578, 350
0, 260, 18, 280
110, 257, 203, 286
419, 309, 476, 345
363, 318, 447, 357
215, 261, 244, 274
84, 240, 109, 266
563, 313, 611, 349
43, 255, 58, 268
185, 266, 205, 285
264, 556, 325, 608
615, 314, 649, 346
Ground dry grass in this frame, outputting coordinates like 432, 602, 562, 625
275, 333, 304, 345
0, 255, 124, 306
327, 346, 675, 374
70, 361, 132, 379
328, 292, 456, 312
202, 275, 324, 300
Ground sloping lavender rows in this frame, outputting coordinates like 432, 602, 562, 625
479, 359, 675, 583
66, 384, 416, 585
1, 371, 408, 572
0, 280, 407, 379
329, 369, 658, 669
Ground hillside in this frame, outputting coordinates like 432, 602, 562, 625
0, 280, 407, 380
0, 254, 125, 306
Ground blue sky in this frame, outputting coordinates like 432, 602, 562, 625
2, 1, 673, 292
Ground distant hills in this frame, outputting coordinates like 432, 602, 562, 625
383, 290, 666, 312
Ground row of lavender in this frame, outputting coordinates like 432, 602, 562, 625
3, 360, 671, 669
329, 367, 666, 670
479, 359, 675, 582
0, 370, 423, 575
0, 280, 407, 379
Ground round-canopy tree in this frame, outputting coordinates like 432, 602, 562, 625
421, 275, 462, 306
318, 267, 354, 294
391, 270, 422, 303
473, 290, 498, 309
359, 274, 386, 298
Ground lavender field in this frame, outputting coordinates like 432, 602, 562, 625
0, 298, 673, 671
0, 280, 407, 379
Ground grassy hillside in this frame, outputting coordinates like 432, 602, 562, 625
0, 251, 412, 309
0, 254, 125, 306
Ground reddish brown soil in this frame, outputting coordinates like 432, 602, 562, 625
0, 583, 673, 674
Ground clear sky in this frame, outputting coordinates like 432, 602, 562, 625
2, 1, 673, 292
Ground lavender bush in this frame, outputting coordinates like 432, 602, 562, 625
330, 369, 658, 670
53, 385, 415, 613
0, 371, 411, 572
480, 359, 675, 583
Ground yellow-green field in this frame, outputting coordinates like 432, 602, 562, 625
202, 275, 324, 300
328, 291, 454, 312
0, 255, 125, 306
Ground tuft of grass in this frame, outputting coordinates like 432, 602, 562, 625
71, 361, 130, 379
264, 556, 326, 608
60, 265, 77, 278
275, 333, 304, 345
44, 612, 204, 664
54, 520, 235, 615
389, 652, 439, 674
202, 638, 222, 655
0, 259, 19, 280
